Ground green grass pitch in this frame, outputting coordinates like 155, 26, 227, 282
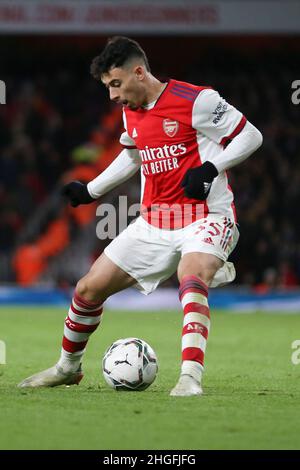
0, 306, 299, 450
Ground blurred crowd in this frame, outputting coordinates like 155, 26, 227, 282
0, 41, 299, 288
0, 65, 107, 248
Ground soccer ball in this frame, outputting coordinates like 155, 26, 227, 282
102, 338, 158, 391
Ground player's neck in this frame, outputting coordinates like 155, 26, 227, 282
144, 76, 167, 106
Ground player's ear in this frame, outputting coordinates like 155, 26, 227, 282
134, 65, 145, 81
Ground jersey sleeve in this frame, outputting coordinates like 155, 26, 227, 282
192, 89, 247, 146
119, 131, 136, 148
87, 148, 141, 198
119, 109, 137, 149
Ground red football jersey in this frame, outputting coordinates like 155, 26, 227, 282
121, 79, 246, 229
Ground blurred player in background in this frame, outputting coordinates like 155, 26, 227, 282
18, 36, 262, 396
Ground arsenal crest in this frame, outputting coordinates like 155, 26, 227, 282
163, 119, 179, 137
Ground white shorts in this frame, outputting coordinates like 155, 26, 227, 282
104, 215, 239, 295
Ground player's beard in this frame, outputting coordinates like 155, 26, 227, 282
123, 93, 143, 110
124, 100, 139, 110
128, 103, 139, 110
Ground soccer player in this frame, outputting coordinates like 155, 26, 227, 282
18, 37, 262, 396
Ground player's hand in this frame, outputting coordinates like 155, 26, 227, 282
181, 161, 218, 200
62, 181, 96, 207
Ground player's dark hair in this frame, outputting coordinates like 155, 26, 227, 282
90, 36, 150, 80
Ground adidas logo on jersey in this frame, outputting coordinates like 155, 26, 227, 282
132, 128, 138, 138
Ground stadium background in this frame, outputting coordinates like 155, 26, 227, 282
0, 2, 300, 305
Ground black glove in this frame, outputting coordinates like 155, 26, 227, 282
62, 181, 95, 207
181, 161, 218, 200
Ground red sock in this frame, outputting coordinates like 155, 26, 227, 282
179, 275, 210, 367
62, 292, 103, 355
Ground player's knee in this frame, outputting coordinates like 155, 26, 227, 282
75, 275, 106, 303
178, 253, 222, 285
198, 263, 215, 282
198, 270, 214, 286
178, 263, 217, 285
75, 278, 88, 297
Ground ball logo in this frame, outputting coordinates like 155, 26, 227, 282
163, 119, 179, 137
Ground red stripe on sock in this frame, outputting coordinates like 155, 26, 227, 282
182, 347, 204, 366
65, 317, 100, 334
74, 292, 102, 310
179, 276, 208, 301
71, 303, 103, 317
183, 302, 210, 318
62, 336, 87, 353
180, 275, 208, 291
